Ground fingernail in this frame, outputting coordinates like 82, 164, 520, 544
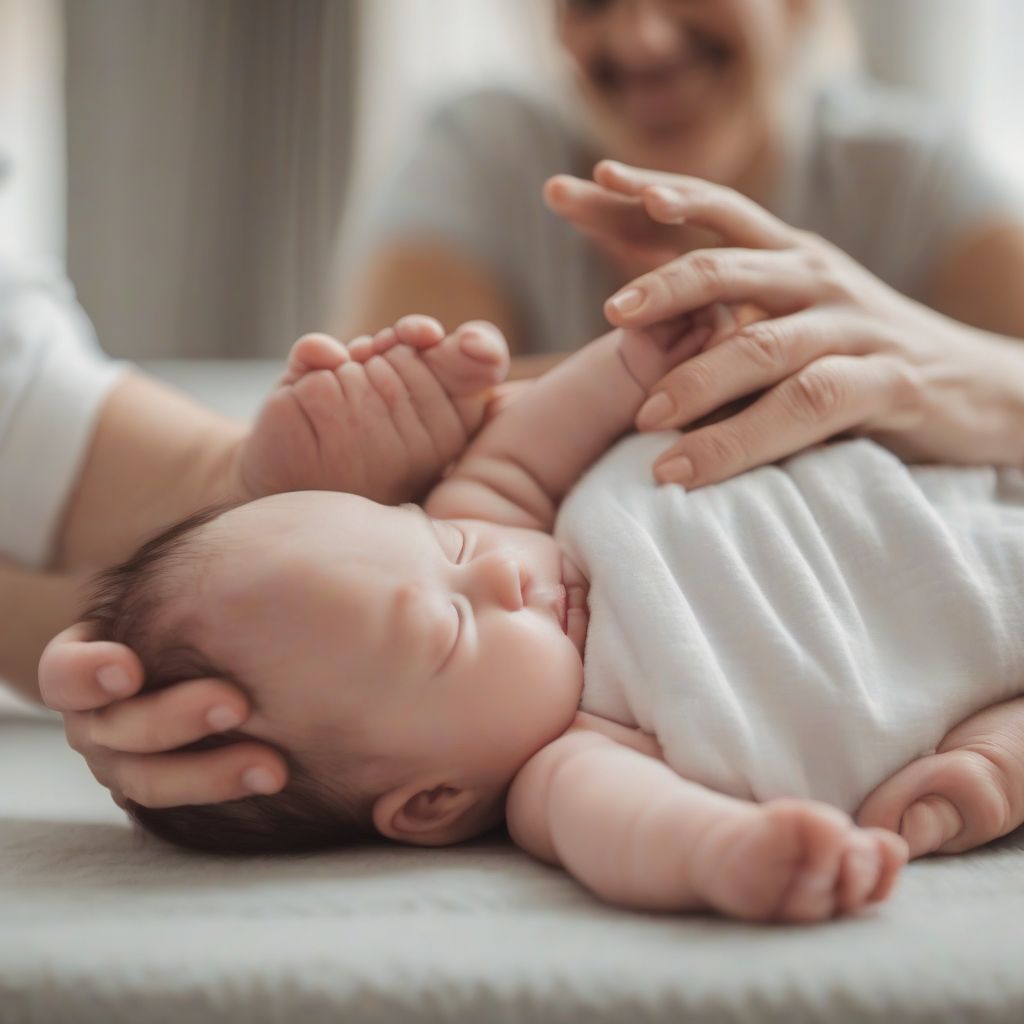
649, 187, 686, 224
243, 767, 280, 795
207, 706, 243, 732
608, 287, 645, 316
655, 455, 694, 486
637, 392, 676, 430
97, 664, 134, 696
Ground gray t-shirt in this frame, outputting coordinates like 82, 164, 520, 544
364, 79, 1023, 355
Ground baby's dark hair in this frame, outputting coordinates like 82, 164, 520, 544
85, 504, 381, 855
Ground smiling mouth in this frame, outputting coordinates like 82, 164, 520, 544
591, 35, 732, 117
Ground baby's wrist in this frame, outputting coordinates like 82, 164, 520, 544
615, 328, 668, 396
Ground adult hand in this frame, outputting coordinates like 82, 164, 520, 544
549, 161, 1024, 488
39, 625, 288, 809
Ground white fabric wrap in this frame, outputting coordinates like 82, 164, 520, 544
554, 434, 1024, 813
0, 259, 124, 568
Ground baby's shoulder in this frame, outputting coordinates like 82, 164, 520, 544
505, 713, 664, 864
567, 711, 665, 760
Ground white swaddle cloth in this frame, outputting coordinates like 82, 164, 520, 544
554, 434, 1024, 813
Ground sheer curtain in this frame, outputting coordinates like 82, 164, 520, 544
848, 0, 1024, 186
64, 0, 356, 359
0, 0, 65, 265
330, 0, 557, 326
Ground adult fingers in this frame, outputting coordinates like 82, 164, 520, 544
593, 160, 797, 250
606, 247, 820, 328
86, 677, 253, 753
544, 174, 687, 255
652, 355, 911, 489
111, 743, 288, 808
635, 310, 854, 431
38, 626, 144, 711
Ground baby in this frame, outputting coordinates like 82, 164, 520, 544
86, 317, 1024, 923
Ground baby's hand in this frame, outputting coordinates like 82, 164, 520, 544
239, 316, 510, 505
619, 302, 766, 393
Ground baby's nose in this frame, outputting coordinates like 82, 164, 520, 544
469, 551, 524, 612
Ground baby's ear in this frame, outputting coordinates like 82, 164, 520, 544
373, 781, 489, 846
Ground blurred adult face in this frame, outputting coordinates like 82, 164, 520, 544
556, 0, 808, 185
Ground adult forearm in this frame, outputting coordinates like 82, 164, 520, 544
53, 373, 248, 571
0, 564, 83, 701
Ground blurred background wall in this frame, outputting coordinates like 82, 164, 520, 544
64, 0, 355, 358
1, 0, 1022, 361
0, 0, 65, 266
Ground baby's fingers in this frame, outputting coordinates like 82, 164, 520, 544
39, 626, 143, 711
112, 743, 288, 809
282, 333, 350, 385
86, 678, 252, 753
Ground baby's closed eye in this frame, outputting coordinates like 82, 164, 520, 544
437, 595, 469, 674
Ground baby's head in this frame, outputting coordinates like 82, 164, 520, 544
87, 492, 585, 854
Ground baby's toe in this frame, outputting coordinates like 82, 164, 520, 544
283, 333, 349, 384
344, 334, 376, 362
394, 314, 446, 349
453, 321, 509, 367
423, 321, 509, 397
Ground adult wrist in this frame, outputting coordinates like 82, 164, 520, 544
919, 313, 1024, 469
54, 374, 251, 571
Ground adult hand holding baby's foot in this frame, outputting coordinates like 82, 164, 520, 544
36, 317, 508, 814
239, 316, 509, 505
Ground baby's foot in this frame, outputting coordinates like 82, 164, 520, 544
347, 316, 508, 437
239, 316, 509, 505
689, 798, 907, 923
857, 748, 1024, 858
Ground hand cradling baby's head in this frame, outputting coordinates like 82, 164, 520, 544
85, 500, 381, 853
87, 492, 584, 854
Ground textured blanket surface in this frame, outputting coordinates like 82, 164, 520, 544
2, 714, 1024, 1024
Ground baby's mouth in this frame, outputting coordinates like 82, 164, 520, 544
555, 584, 568, 635
524, 580, 568, 633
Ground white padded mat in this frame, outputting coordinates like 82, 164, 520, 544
4, 710, 1024, 1024
5, 362, 1024, 1023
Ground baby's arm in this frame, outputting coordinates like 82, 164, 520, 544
425, 324, 694, 529
858, 695, 1024, 857
506, 727, 906, 921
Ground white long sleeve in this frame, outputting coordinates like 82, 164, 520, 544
0, 258, 124, 568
